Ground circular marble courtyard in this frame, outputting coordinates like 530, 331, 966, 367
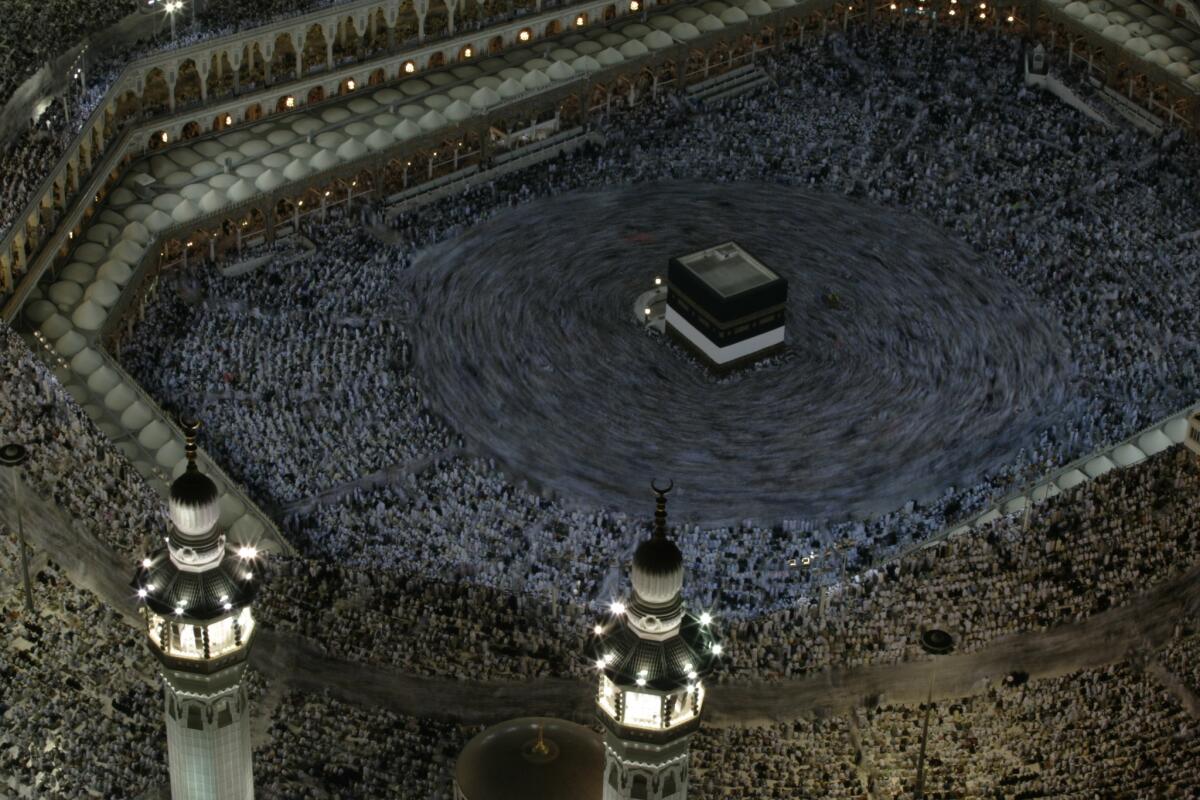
409, 181, 1072, 522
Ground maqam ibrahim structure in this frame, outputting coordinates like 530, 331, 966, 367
589, 482, 721, 800
133, 421, 260, 800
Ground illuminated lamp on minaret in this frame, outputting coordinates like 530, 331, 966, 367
132, 420, 259, 800
588, 481, 722, 800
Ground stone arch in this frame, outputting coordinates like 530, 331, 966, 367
245, 102, 264, 122
276, 94, 298, 112
181, 120, 202, 139
143, 67, 171, 115
365, 8, 390, 51
302, 24, 330, 73
175, 59, 203, 107
334, 16, 361, 63
206, 52, 235, 98
212, 111, 234, 131
545, 18, 562, 36
115, 89, 141, 123
368, 66, 387, 85
603, 3, 617, 19
308, 85, 327, 104
271, 32, 299, 82
428, 51, 446, 69
148, 129, 170, 150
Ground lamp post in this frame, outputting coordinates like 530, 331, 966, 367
0, 443, 35, 614
915, 628, 955, 799
165, 0, 181, 41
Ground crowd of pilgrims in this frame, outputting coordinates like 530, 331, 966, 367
1, 19, 1200, 799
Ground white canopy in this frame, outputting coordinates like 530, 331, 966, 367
720, 7, 749, 23
1102, 24, 1130, 42
444, 99, 474, 121
365, 128, 396, 151
87, 366, 120, 395
25, 300, 57, 324
180, 183, 208, 201
193, 140, 225, 158
336, 138, 368, 161
266, 129, 296, 147
122, 203, 154, 222
697, 14, 726, 31
60, 263, 94, 283
1124, 37, 1151, 55
280, 158, 311, 180
152, 192, 182, 212
372, 88, 403, 104
620, 39, 651, 57
643, 30, 675, 50
255, 169, 286, 191
418, 109, 449, 131
98, 260, 134, 285
291, 117, 324, 135
321, 107, 351, 123
73, 242, 108, 264
48, 281, 82, 306
84, 279, 121, 307
226, 179, 256, 203
496, 78, 525, 98
400, 79, 433, 95
55, 330, 86, 357
199, 189, 227, 213
547, 61, 576, 81
104, 382, 136, 412
596, 47, 626, 66
86, 223, 118, 245
424, 94, 452, 110
139, 421, 173, 450
1064, 1, 1089, 17
315, 131, 347, 149
289, 142, 320, 159
522, 69, 552, 89
121, 401, 154, 430
311, 149, 341, 170
394, 119, 424, 140
238, 139, 272, 158
261, 152, 291, 169
72, 301, 106, 331
470, 86, 503, 109
1143, 49, 1171, 66
1083, 12, 1108, 29
348, 98, 378, 114
743, 0, 772, 15
572, 55, 602, 73
671, 22, 702, 40
145, 209, 175, 233
111, 240, 144, 263
40, 313, 71, 339
171, 199, 201, 223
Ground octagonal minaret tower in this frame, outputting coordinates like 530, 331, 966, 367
132, 421, 259, 800
588, 481, 722, 800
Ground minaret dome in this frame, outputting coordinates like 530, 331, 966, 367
168, 419, 221, 543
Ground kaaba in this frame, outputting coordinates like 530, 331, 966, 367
664, 242, 787, 372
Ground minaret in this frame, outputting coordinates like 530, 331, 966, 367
589, 481, 721, 800
132, 421, 259, 800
